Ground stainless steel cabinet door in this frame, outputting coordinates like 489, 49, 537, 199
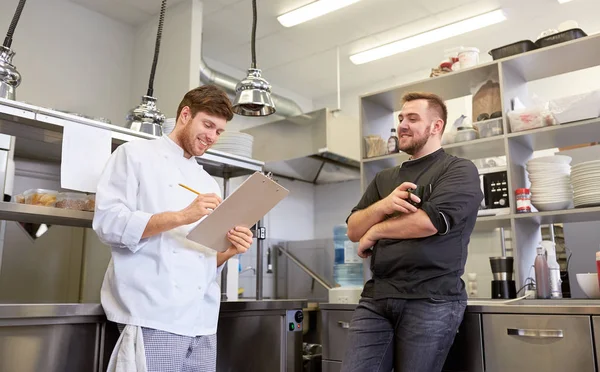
483, 314, 594, 372
322, 310, 353, 361
323, 360, 342, 372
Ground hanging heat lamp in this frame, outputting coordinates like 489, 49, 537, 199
0, 0, 27, 101
126, 0, 168, 136
232, 0, 276, 116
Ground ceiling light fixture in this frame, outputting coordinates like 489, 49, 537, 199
350, 9, 507, 65
277, 0, 361, 28
233, 0, 276, 116
557, 0, 574, 3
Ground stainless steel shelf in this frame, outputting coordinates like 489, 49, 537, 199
0, 202, 93, 228
513, 206, 600, 225
0, 98, 264, 178
507, 117, 600, 151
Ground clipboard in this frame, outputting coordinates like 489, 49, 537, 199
186, 172, 289, 252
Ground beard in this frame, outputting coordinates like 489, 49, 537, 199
399, 126, 431, 156
177, 125, 207, 157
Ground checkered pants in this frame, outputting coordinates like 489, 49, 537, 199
118, 324, 217, 372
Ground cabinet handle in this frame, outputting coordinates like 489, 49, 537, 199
338, 321, 350, 329
507, 328, 564, 338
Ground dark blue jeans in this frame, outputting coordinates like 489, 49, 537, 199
340, 297, 467, 372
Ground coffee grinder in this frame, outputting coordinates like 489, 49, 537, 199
489, 228, 517, 299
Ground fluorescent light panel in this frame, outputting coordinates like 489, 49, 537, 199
557, 0, 574, 3
278, 0, 361, 28
350, 9, 507, 65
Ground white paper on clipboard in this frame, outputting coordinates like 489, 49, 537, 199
186, 172, 289, 252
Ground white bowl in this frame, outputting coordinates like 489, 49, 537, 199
528, 155, 572, 165
576, 273, 600, 299
532, 200, 572, 211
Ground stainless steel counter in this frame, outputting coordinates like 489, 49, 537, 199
0, 303, 104, 318
320, 299, 600, 314
0, 300, 308, 372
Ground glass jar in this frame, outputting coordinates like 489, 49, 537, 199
515, 188, 532, 213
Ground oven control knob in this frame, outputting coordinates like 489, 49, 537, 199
295, 311, 304, 324
498, 198, 506, 206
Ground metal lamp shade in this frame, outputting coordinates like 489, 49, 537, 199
125, 95, 165, 136
232, 68, 276, 116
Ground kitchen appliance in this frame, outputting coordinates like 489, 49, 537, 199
125, 0, 167, 136
481, 171, 510, 209
0, 0, 27, 100
490, 256, 517, 299
489, 228, 516, 299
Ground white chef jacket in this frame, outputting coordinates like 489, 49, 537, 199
93, 135, 224, 337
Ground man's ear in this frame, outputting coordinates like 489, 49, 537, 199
432, 118, 445, 136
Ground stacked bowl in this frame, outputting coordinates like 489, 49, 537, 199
571, 160, 600, 208
526, 155, 573, 211
212, 131, 254, 158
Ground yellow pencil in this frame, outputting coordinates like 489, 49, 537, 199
178, 183, 200, 195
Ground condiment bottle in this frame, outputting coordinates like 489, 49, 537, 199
515, 188, 532, 213
387, 128, 399, 154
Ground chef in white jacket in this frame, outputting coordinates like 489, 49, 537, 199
94, 85, 253, 372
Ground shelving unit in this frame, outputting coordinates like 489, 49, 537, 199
359, 32, 600, 288
0, 98, 265, 228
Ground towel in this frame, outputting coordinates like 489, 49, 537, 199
106, 325, 148, 372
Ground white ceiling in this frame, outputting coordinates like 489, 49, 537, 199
71, 0, 600, 103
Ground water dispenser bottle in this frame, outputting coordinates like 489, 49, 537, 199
333, 224, 363, 287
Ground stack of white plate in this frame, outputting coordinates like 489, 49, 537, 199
571, 160, 600, 208
212, 131, 254, 158
527, 155, 573, 211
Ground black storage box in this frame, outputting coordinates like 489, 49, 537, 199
489, 40, 537, 60
535, 28, 587, 48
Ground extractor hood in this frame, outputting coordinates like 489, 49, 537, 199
241, 108, 360, 184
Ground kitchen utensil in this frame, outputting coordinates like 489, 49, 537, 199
576, 273, 600, 299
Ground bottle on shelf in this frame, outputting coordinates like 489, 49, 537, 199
534, 245, 551, 299
540, 241, 562, 299
387, 128, 399, 154
333, 224, 363, 287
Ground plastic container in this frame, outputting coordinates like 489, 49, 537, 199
541, 241, 562, 299
474, 117, 503, 138
454, 127, 477, 143
85, 194, 96, 212
333, 224, 363, 287
23, 189, 58, 207
515, 188, 532, 213
13, 194, 25, 204
55, 192, 88, 210
535, 28, 587, 48
458, 47, 480, 69
549, 90, 600, 124
534, 246, 551, 299
507, 106, 557, 133
489, 40, 537, 60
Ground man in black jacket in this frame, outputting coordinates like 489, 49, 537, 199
341, 92, 483, 372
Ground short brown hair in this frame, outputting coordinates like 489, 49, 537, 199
176, 85, 234, 122
402, 92, 448, 133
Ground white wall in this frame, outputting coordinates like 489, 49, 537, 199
0, 0, 134, 125
314, 180, 361, 239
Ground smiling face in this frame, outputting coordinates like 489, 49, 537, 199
397, 98, 445, 157
175, 107, 227, 157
